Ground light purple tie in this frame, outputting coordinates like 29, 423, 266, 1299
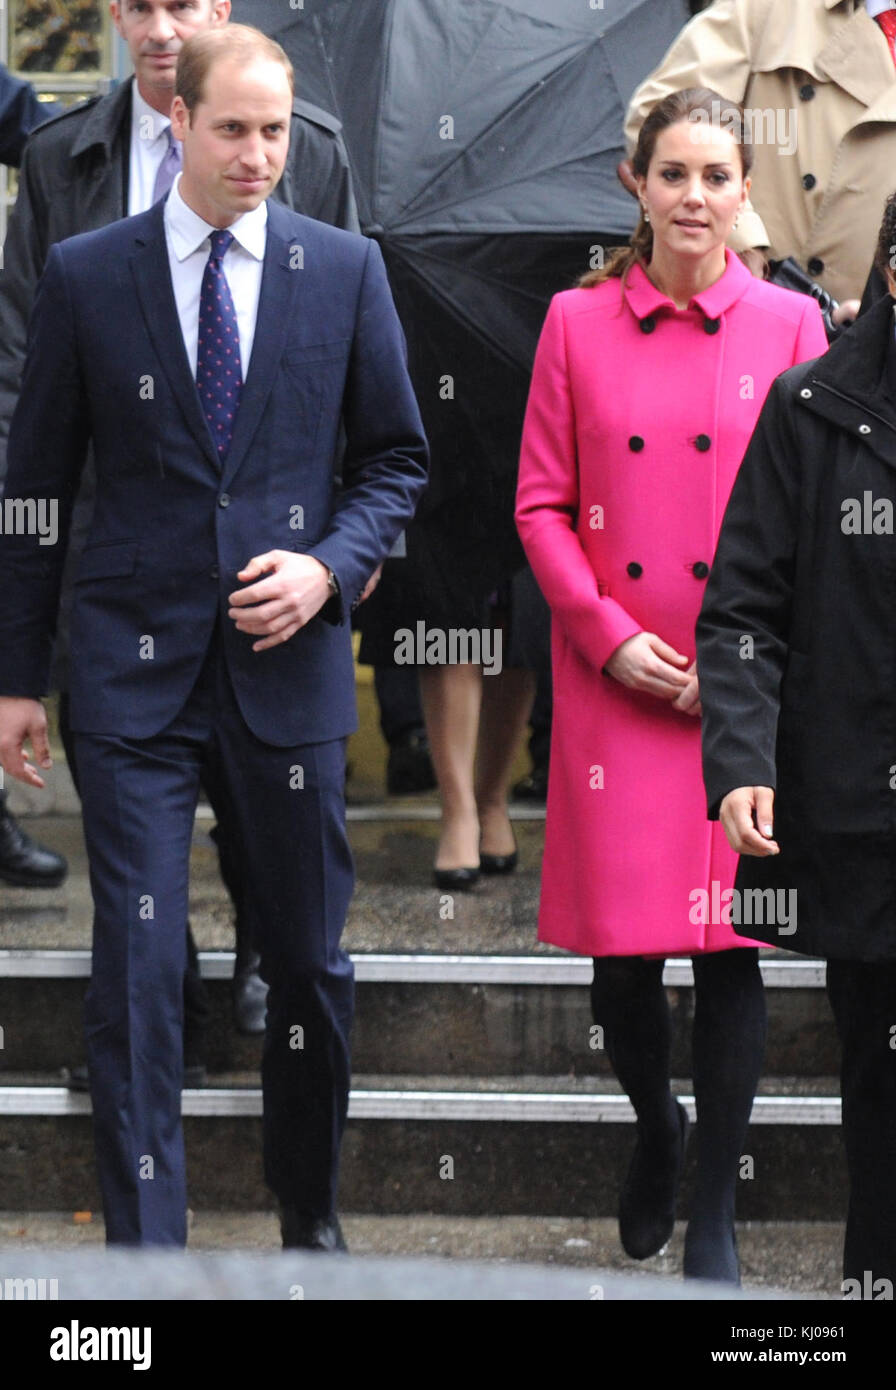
152, 126, 181, 204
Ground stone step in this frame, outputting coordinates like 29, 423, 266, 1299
0, 1211, 844, 1297
0, 1074, 847, 1219
0, 949, 837, 1076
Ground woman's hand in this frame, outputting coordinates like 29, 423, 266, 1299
604, 632, 691, 701
671, 660, 701, 717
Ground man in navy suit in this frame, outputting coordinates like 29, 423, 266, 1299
0, 24, 427, 1249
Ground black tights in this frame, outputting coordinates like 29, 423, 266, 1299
591, 950, 767, 1243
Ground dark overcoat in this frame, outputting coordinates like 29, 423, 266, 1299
697, 293, 896, 961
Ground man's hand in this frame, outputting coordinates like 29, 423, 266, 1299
229, 550, 332, 652
604, 632, 691, 700
358, 563, 382, 605
616, 159, 638, 197
0, 696, 52, 787
670, 660, 701, 717
719, 786, 779, 856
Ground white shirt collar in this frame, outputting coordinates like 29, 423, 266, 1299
164, 172, 267, 263
867, 0, 896, 20
131, 82, 172, 144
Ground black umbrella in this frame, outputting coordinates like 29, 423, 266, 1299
236, 0, 689, 621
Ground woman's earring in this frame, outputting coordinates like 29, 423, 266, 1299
733, 215, 740, 230
641, 204, 650, 223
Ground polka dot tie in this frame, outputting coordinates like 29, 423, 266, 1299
197, 229, 243, 461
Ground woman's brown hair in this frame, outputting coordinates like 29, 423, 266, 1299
580, 87, 754, 289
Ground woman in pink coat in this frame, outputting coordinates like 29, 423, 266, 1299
516, 88, 827, 1283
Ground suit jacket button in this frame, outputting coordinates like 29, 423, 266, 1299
628, 435, 645, 451
692, 561, 710, 579
802, 173, 816, 190
807, 256, 824, 276
799, 83, 815, 101
210, 565, 219, 580
639, 316, 656, 334
218, 493, 231, 508
626, 561, 643, 578
695, 433, 711, 452
703, 317, 720, 334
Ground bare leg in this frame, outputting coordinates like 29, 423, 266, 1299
476, 667, 536, 855
419, 664, 482, 870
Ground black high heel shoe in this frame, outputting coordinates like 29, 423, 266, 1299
433, 864, 480, 890
479, 828, 518, 874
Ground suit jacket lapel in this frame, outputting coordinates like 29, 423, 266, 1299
219, 203, 305, 489
129, 201, 220, 469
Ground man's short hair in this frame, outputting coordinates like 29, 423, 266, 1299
176, 23, 294, 114
874, 191, 896, 284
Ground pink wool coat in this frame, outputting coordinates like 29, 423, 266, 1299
516, 250, 827, 957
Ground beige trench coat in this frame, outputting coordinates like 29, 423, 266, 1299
625, 0, 896, 303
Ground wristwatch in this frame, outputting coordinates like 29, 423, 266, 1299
326, 567, 340, 597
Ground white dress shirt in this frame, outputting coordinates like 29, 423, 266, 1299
163, 173, 267, 380
128, 84, 179, 217
867, 1, 896, 19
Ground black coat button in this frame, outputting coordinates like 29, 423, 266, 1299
626, 561, 643, 578
692, 561, 710, 579
695, 434, 711, 452
218, 494, 231, 508
807, 256, 824, 276
799, 83, 815, 101
802, 173, 816, 190
703, 317, 720, 334
639, 316, 656, 334
628, 435, 645, 452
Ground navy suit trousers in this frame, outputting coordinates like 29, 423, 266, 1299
74, 626, 355, 1246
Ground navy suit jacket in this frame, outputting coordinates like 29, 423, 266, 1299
0, 198, 428, 746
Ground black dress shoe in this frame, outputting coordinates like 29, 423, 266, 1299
619, 1100, 689, 1260
0, 803, 68, 888
387, 728, 436, 795
67, 1062, 207, 1091
433, 865, 479, 890
281, 1210, 347, 1252
232, 956, 268, 1035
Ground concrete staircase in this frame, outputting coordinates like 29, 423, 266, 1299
0, 703, 847, 1295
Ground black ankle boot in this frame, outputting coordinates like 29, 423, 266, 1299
683, 1214, 740, 1284
619, 1100, 689, 1259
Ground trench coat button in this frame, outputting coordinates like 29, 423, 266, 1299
859, 424, 871, 435
209, 565, 219, 580
628, 435, 645, 451
639, 316, 656, 333
802, 173, 816, 190
626, 561, 643, 578
692, 561, 710, 579
218, 493, 231, 508
799, 83, 815, 101
703, 317, 720, 334
807, 256, 824, 276
695, 433, 711, 452
800, 388, 812, 399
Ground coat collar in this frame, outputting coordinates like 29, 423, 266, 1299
622, 248, 752, 327
70, 77, 132, 158
800, 294, 896, 461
